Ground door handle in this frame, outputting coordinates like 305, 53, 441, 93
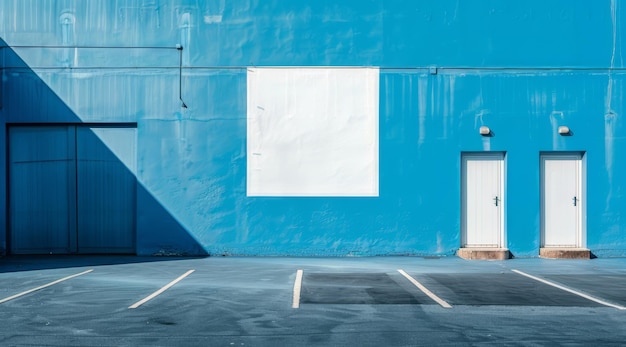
493, 196, 499, 207
573, 196, 578, 206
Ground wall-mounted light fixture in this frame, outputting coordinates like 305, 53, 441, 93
479, 126, 491, 136
558, 126, 571, 135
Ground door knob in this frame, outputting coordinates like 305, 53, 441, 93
493, 196, 500, 207
573, 196, 578, 206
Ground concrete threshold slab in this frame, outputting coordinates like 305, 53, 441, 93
540, 248, 591, 259
457, 248, 510, 260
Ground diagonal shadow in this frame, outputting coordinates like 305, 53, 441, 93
0, 38, 208, 270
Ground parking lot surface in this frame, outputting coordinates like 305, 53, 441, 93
2, 256, 626, 346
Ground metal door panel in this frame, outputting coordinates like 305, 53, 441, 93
462, 153, 504, 247
76, 127, 136, 253
9, 126, 75, 254
542, 155, 581, 247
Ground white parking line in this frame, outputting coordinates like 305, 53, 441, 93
292, 269, 303, 309
129, 269, 195, 309
398, 269, 452, 308
0, 269, 94, 304
512, 269, 626, 310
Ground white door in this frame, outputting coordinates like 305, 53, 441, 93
462, 153, 504, 247
542, 154, 583, 247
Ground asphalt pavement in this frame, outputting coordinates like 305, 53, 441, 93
1, 255, 626, 346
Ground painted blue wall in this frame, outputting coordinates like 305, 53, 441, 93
0, 1, 625, 256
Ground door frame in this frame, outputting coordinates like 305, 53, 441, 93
461, 152, 506, 248
540, 152, 586, 248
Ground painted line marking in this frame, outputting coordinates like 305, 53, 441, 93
129, 269, 195, 309
0, 269, 94, 304
398, 269, 452, 308
292, 269, 303, 309
512, 269, 626, 310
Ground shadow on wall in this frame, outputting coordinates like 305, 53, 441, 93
0, 37, 207, 261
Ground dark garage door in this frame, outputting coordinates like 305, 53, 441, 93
8, 125, 137, 254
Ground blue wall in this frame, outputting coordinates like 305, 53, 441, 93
0, 0, 625, 256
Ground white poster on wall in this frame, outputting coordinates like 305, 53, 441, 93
247, 67, 379, 197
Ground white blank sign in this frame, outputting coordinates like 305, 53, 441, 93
247, 67, 379, 197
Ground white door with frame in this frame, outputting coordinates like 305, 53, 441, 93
541, 153, 584, 248
462, 153, 505, 248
